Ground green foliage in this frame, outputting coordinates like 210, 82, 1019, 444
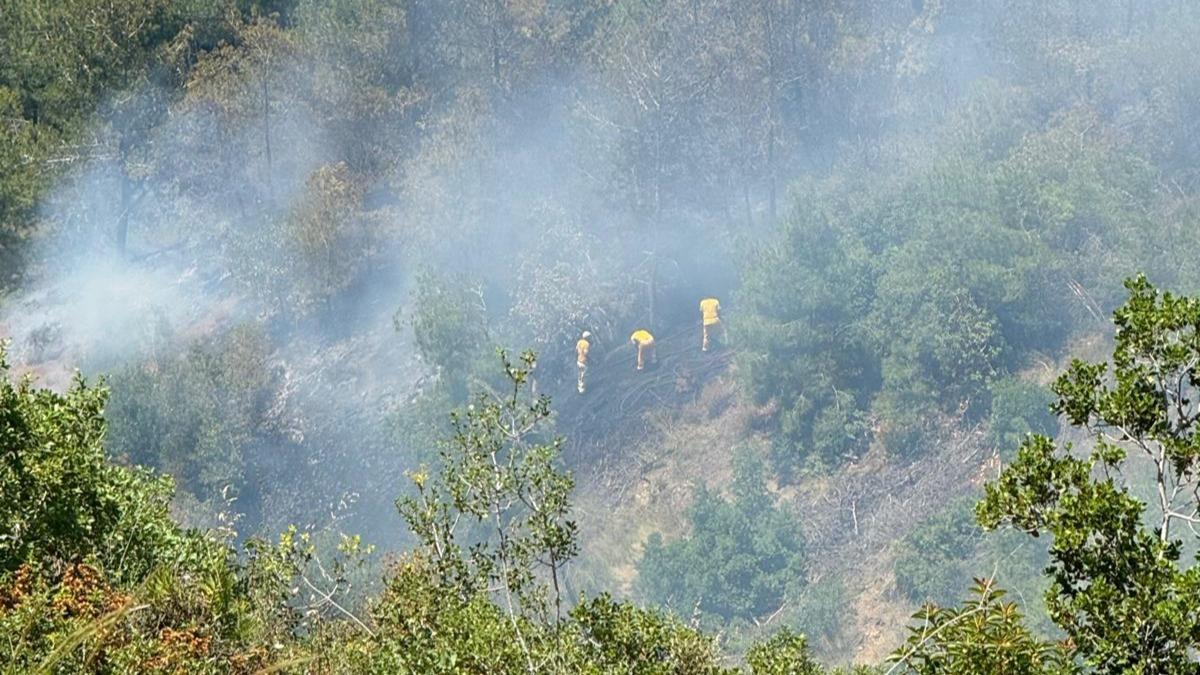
888, 579, 1074, 675
0, 0, 247, 266
979, 529, 1054, 636
0, 345, 187, 582
0, 85, 43, 270
737, 211, 876, 478
104, 323, 280, 508
379, 351, 736, 674
978, 275, 1200, 672
350, 554, 734, 674
568, 594, 734, 675
2, 345, 770, 673
16, 1, 1200, 670
388, 379, 456, 470
987, 377, 1057, 457
737, 41, 1200, 467
638, 452, 806, 623
0, 343, 318, 673
746, 629, 825, 675
354, 553, 538, 673
398, 350, 577, 627
893, 499, 979, 607
789, 578, 850, 652
871, 276, 1003, 456
409, 270, 490, 400
232, 162, 382, 318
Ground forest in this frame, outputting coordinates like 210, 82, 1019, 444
4, 0, 1200, 672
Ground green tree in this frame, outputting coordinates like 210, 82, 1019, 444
397, 349, 576, 665
638, 452, 806, 623
979, 275, 1200, 672
893, 499, 979, 607
0, 344, 189, 582
987, 377, 1057, 457
746, 629, 825, 675
408, 269, 490, 400
0, 342, 327, 672
382, 350, 736, 674
104, 323, 281, 512
888, 579, 1073, 675
737, 209, 876, 477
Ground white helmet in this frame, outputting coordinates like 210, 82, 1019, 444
582, 331, 592, 339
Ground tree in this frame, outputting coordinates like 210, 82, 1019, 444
397, 349, 576, 667
893, 498, 980, 607
638, 451, 806, 623
737, 206, 876, 477
0, 343, 752, 673
0, 0, 225, 267
0, 344, 184, 581
746, 629, 826, 675
387, 349, 740, 674
104, 322, 283, 513
230, 161, 381, 318
987, 377, 1057, 457
978, 275, 1200, 672
0, 341, 331, 672
888, 579, 1073, 675
407, 269, 490, 400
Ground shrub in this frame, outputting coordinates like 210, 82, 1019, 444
987, 377, 1057, 457
893, 498, 979, 606
638, 452, 806, 623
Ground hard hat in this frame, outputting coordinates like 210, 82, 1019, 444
582, 331, 591, 339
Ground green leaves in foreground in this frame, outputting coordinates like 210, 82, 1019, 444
889, 579, 1072, 675
973, 275, 1200, 673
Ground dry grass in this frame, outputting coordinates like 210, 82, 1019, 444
570, 366, 1004, 665
572, 374, 771, 596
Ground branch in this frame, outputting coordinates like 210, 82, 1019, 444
300, 576, 375, 637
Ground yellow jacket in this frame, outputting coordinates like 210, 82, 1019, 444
700, 298, 721, 326
630, 329, 654, 345
576, 338, 590, 363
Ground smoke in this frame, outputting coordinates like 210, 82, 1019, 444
7, 3, 1198, 604
0, 0, 962, 542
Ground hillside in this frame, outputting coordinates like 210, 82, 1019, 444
6, 1, 1200, 672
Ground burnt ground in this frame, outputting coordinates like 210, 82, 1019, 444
549, 323, 735, 469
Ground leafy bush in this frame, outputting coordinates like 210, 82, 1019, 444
987, 377, 1057, 456
371, 351, 735, 674
0, 348, 189, 581
638, 452, 806, 622
408, 269, 490, 400
790, 578, 849, 651
746, 629, 825, 675
104, 323, 282, 510
227, 162, 382, 319
976, 275, 1200, 671
893, 498, 979, 606
0, 344, 310, 672
889, 579, 1072, 674
737, 212, 877, 479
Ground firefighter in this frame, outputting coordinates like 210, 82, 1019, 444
700, 297, 724, 352
576, 331, 591, 393
630, 329, 656, 371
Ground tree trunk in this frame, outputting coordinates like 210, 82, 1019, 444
116, 172, 132, 258
262, 76, 274, 207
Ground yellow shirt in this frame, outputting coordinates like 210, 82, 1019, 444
576, 338, 590, 363
630, 329, 654, 345
700, 298, 721, 326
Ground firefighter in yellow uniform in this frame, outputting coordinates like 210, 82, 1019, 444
700, 297, 724, 351
576, 331, 591, 393
630, 329, 656, 371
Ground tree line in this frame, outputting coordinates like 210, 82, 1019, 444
7, 276, 1200, 671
